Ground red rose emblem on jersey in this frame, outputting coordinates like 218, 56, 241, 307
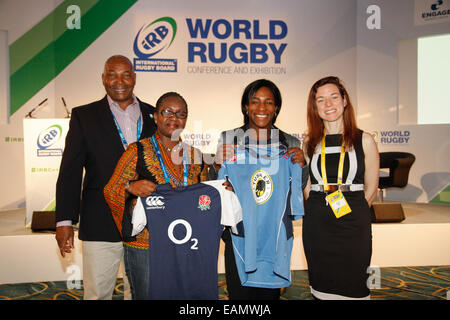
198, 195, 211, 211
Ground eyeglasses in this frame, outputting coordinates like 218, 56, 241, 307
159, 109, 188, 119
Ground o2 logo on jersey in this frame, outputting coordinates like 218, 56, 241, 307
168, 219, 198, 250
251, 170, 273, 205
134, 17, 177, 59
37, 125, 62, 149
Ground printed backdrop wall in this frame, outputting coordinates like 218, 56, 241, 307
0, 0, 449, 214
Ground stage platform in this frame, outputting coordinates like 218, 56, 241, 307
0, 202, 449, 285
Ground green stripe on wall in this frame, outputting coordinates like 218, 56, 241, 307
9, 0, 99, 75
430, 185, 450, 205
43, 199, 56, 211
9, 0, 138, 115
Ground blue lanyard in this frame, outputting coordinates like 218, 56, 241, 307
150, 135, 189, 187
240, 128, 286, 159
112, 114, 142, 148
243, 128, 274, 145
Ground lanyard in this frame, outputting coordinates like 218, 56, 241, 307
241, 129, 287, 159
243, 128, 274, 145
320, 130, 346, 192
150, 135, 189, 187
112, 114, 142, 148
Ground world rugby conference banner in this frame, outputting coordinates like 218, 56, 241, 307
23, 119, 69, 226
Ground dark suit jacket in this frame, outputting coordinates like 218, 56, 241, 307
55, 96, 156, 242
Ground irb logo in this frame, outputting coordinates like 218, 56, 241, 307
133, 17, 177, 59
37, 124, 62, 149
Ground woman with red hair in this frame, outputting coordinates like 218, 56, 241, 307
302, 76, 379, 300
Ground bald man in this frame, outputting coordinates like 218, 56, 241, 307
55, 55, 156, 299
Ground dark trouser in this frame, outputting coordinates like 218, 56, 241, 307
223, 229, 281, 300
123, 244, 150, 300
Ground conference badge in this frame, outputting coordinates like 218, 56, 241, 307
326, 190, 352, 218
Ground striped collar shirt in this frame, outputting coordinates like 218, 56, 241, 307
56, 95, 142, 228
107, 95, 142, 149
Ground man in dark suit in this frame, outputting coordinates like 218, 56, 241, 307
55, 55, 156, 300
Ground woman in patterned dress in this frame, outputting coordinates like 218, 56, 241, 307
104, 92, 208, 299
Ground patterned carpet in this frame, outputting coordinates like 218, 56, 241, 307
0, 266, 448, 300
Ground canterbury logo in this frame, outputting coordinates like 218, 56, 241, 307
145, 196, 165, 207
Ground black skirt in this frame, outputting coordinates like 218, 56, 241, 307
302, 190, 372, 299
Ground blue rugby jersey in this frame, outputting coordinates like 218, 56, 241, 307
218, 144, 304, 288
132, 180, 242, 300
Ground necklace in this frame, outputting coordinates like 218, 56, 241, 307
158, 139, 182, 153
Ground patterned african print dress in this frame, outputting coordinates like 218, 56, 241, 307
104, 133, 208, 249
